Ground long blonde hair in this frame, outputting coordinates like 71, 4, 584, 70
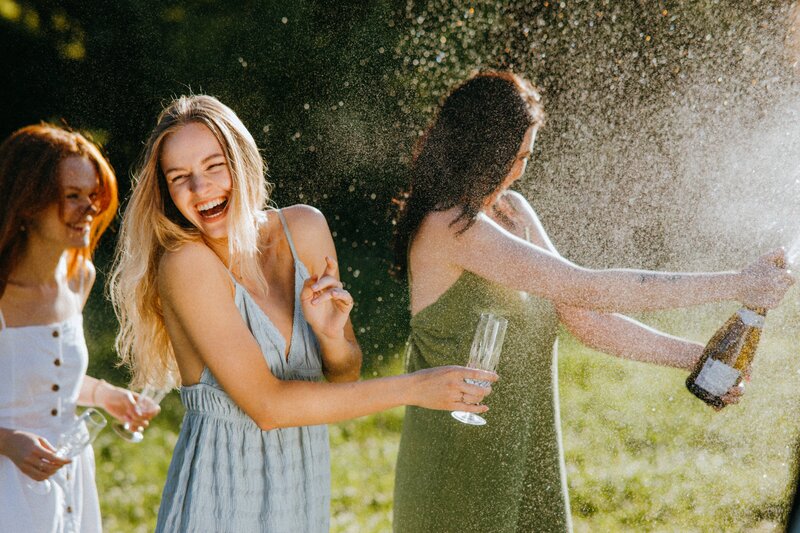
110, 95, 272, 388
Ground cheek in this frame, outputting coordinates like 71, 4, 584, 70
167, 185, 188, 210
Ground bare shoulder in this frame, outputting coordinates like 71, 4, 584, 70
279, 204, 329, 235
501, 189, 532, 210
497, 190, 556, 252
158, 241, 229, 296
500, 190, 540, 219
417, 208, 463, 238
277, 205, 334, 270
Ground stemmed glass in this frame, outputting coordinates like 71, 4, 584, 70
451, 312, 508, 426
27, 408, 107, 494
111, 385, 168, 443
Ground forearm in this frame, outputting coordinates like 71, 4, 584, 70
463, 223, 745, 314
77, 376, 116, 408
559, 306, 703, 370
318, 333, 362, 382
572, 268, 743, 314
255, 373, 413, 430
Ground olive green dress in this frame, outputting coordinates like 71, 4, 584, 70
393, 271, 572, 533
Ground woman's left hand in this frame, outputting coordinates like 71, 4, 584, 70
715, 366, 751, 410
301, 256, 354, 340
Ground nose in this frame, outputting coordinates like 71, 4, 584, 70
82, 199, 99, 218
189, 173, 213, 194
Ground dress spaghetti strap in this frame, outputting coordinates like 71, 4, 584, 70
275, 209, 300, 263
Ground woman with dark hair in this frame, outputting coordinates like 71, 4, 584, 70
391, 71, 794, 532
0, 124, 157, 532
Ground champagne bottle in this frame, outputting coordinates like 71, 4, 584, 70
685, 306, 766, 409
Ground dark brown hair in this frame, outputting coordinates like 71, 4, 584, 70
392, 71, 544, 278
0, 124, 118, 297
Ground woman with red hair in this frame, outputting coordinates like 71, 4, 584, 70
0, 124, 157, 532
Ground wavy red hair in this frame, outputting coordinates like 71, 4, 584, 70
0, 123, 118, 297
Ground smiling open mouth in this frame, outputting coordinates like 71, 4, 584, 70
68, 223, 90, 234
196, 197, 229, 219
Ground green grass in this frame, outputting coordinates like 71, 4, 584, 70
92, 309, 800, 532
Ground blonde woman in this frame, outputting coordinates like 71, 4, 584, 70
0, 124, 157, 532
110, 95, 496, 532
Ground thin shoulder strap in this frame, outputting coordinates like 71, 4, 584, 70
275, 210, 300, 263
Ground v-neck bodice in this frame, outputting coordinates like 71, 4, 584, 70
160, 208, 330, 533
191, 209, 324, 388
233, 261, 301, 363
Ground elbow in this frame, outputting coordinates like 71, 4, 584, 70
254, 413, 280, 432
251, 403, 282, 431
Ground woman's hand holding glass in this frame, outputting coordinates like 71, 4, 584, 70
3, 429, 70, 482
27, 408, 107, 494
111, 386, 166, 443
452, 313, 508, 426
408, 365, 498, 413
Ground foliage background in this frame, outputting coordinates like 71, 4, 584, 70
3, 0, 800, 531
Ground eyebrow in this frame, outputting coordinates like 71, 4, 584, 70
63, 184, 98, 191
163, 152, 225, 175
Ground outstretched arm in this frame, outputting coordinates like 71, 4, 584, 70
158, 241, 496, 431
557, 306, 702, 370
447, 191, 792, 313
492, 191, 733, 370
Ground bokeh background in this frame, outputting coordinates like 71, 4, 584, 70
4, 1, 800, 531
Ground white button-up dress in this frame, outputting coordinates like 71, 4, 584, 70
0, 313, 101, 533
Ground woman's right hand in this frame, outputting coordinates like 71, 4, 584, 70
407, 366, 499, 412
739, 248, 794, 309
0, 429, 70, 481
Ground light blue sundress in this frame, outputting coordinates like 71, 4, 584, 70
155, 210, 330, 533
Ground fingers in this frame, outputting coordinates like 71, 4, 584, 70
449, 366, 499, 412
321, 255, 338, 278
311, 273, 343, 293
463, 368, 499, 384
136, 396, 162, 419
719, 382, 745, 406
311, 288, 354, 308
764, 247, 788, 269
24, 452, 68, 480
455, 401, 490, 414
35, 439, 69, 466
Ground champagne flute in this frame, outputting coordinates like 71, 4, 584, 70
451, 312, 508, 426
27, 408, 107, 494
111, 385, 168, 443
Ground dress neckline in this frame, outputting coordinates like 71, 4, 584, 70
232, 260, 302, 363
0, 312, 82, 331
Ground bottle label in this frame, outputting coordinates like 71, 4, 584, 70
694, 358, 741, 397
737, 309, 764, 328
